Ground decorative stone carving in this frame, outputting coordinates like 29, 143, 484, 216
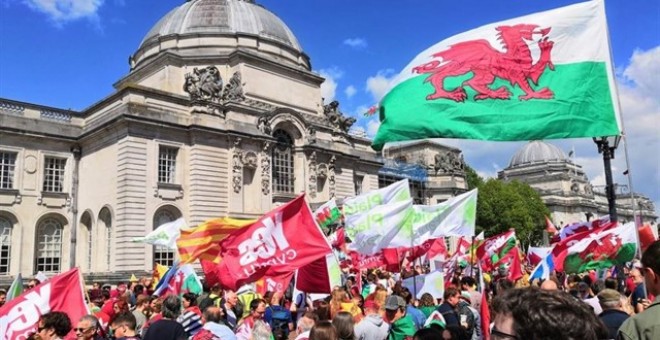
257, 113, 273, 135
242, 151, 258, 170
184, 66, 224, 102
306, 126, 317, 144
323, 101, 356, 133
222, 71, 246, 102
433, 151, 465, 174
308, 152, 318, 198
328, 155, 336, 198
570, 181, 580, 193
584, 183, 593, 195
261, 142, 271, 195
232, 137, 243, 194
317, 163, 328, 179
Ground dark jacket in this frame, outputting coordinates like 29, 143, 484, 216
436, 302, 460, 327
599, 309, 630, 339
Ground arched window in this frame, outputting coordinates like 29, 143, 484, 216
80, 212, 93, 272
99, 207, 112, 272
35, 218, 63, 273
272, 129, 294, 193
153, 209, 177, 267
0, 216, 12, 274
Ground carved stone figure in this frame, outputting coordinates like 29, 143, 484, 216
323, 100, 356, 133
306, 126, 317, 144
571, 181, 580, 193
242, 151, 258, 170
328, 155, 336, 198
184, 66, 224, 102
584, 183, 593, 195
222, 71, 245, 102
308, 152, 317, 198
261, 142, 271, 195
257, 113, 272, 135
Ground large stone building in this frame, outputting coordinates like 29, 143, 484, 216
0, 0, 469, 283
499, 141, 657, 227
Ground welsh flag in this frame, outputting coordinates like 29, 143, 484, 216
553, 222, 637, 274
477, 230, 517, 272
314, 199, 342, 230
371, 0, 620, 150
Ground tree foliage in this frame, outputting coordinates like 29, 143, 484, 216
465, 165, 484, 190
475, 178, 550, 248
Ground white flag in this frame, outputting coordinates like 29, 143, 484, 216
132, 217, 186, 250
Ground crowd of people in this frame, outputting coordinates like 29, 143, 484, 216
1, 240, 658, 340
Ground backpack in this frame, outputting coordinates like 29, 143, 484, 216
457, 301, 476, 338
269, 306, 291, 338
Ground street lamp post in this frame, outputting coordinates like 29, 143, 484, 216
593, 136, 621, 223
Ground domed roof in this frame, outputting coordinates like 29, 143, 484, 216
508, 141, 568, 167
132, 0, 308, 69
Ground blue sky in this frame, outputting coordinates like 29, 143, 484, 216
1, 0, 658, 216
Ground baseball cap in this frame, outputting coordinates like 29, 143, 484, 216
384, 295, 405, 311
597, 289, 621, 304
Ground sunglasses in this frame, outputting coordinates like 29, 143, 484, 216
74, 327, 93, 333
28, 285, 35, 289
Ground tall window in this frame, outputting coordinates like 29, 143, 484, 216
87, 225, 93, 271
43, 157, 66, 192
35, 218, 63, 272
0, 152, 17, 189
354, 175, 364, 195
80, 212, 93, 272
153, 210, 176, 267
99, 208, 112, 272
0, 217, 11, 274
272, 130, 294, 193
158, 146, 178, 184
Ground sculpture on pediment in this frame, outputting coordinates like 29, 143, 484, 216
323, 100, 356, 133
184, 66, 223, 102
434, 151, 465, 174
584, 182, 593, 195
222, 71, 245, 102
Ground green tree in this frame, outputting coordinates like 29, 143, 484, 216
476, 178, 550, 248
465, 165, 484, 190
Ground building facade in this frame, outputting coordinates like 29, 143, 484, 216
499, 141, 657, 227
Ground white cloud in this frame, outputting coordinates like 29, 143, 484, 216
344, 85, 357, 99
343, 38, 367, 49
24, 0, 104, 22
318, 67, 343, 104
622, 47, 660, 100
365, 69, 396, 102
367, 118, 381, 137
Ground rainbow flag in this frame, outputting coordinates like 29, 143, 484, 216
176, 217, 254, 263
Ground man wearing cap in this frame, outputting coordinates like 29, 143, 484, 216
596, 288, 629, 339
354, 300, 389, 340
383, 295, 415, 340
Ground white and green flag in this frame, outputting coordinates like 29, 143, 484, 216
132, 217, 187, 250
409, 189, 477, 239
347, 199, 414, 255
372, 0, 621, 150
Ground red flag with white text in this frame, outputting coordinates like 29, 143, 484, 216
0, 268, 88, 340
204, 195, 332, 291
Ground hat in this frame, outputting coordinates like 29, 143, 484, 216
597, 289, 621, 304
363, 300, 378, 310
384, 295, 405, 311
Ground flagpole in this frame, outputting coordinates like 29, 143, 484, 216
470, 235, 476, 279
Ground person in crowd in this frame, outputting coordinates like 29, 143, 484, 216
192, 306, 236, 340
595, 288, 630, 339
457, 293, 480, 340
362, 273, 377, 298
142, 295, 187, 340
220, 290, 240, 330
27, 278, 41, 291
398, 288, 425, 331
605, 277, 619, 291
371, 287, 388, 313
264, 291, 294, 339
494, 278, 514, 296
383, 295, 415, 340
436, 287, 461, 328
540, 278, 559, 291
345, 276, 360, 299
412, 328, 443, 340
442, 324, 468, 340
141, 296, 163, 335
330, 288, 362, 321
250, 320, 273, 340
131, 295, 149, 335
492, 287, 609, 340
314, 300, 331, 321
130, 284, 144, 307
236, 284, 259, 319
618, 240, 660, 340
295, 312, 319, 340
178, 293, 203, 337
0, 289, 6, 307
354, 300, 388, 340
74, 315, 102, 340
460, 277, 481, 311
109, 313, 140, 340
292, 289, 313, 323
629, 268, 647, 313
235, 298, 268, 340
578, 281, 603, 315
37, 312, 72, 340
417, 293, 436, 319
332, 311, 356, 340
199, 283, 223, 312
309, 320, 338, 340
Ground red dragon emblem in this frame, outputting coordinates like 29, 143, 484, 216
413, 24, 555, 102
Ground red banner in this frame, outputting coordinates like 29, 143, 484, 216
255, 272, 294, 296
0, 268, 88, 340
204, 195, 332, 290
